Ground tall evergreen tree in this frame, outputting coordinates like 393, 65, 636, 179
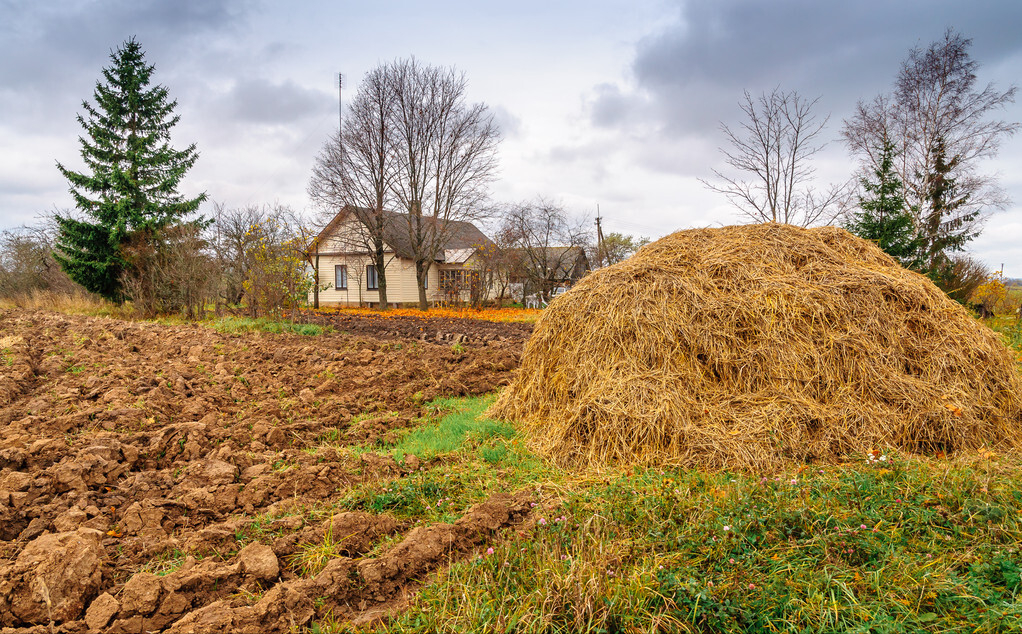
844, 139, 920, 268
55, 37, 206, 302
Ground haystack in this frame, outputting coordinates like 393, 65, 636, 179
489, 224, 1022, 470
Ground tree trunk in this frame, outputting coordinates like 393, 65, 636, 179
416, 260, 429, 311
313, 251, 320, 309
373, 224, 389, 311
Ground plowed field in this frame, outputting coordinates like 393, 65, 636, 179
0, 309, 531, 632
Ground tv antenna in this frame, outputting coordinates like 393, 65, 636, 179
337, 73, 345, 134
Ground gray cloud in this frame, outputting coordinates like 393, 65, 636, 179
0, 0, 247, 89
218, 78, 331, 125
588, 83, 637, 128
592, 0, 1022, 137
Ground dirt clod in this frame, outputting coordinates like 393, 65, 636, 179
0, 308, 527, 632
1, 528, 105, 626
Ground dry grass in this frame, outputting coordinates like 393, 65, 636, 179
0, 289, 120, 315
490, 223, 1022, 471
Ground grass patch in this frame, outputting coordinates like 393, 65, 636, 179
210, 316, 329, 336
335, 395, 550, 524
391, 394, 515, 464
393, 445, 1022, 633
988, 316, 1022, 365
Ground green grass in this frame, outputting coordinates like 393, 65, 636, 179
390, 395, 515, 464
984, 316, 1022, 368
288, 394, 1022, 633
209, 316, 330, 336
333, 395, 550, 526
378, 398, 1022, 633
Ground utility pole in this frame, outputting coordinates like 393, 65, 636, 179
595, 204, 606, 268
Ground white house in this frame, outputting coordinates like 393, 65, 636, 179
308, 207, 494, 308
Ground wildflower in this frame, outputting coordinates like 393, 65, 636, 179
729, 558, 736, 564
658, 565, 664, 570
723, 525, 731, 532
748, 583, 755, 590
707, 581, 713, 587
860, 524, 867, 530
486, 547, 494, 555
538, 518, 546, 526
530, 502, 538, 508
880, 455, 887, 462
790, 478, 798, 485
894, 498, 902, 503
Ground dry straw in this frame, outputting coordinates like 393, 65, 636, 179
489, 224, 1022, 471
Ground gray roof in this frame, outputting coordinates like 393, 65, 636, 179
379, 211, 492, 261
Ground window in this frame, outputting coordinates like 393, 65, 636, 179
366, 264, 378, 290
424, 266, 428, 289
334, 265, 347, 290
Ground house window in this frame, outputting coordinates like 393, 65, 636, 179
424, 266, 428, 289
366, 264, 378, 290
334, 265, 347, 290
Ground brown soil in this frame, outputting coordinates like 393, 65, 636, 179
299, 309, 534, 346
0, 308, 531, 632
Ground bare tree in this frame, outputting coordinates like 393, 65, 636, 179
501, 200, 591, 303
121, 223, 214, 319
597, 232, 650, 266
207, 202, 262, 310
702, 88, 846, 227
470, 225, 517, 305
309, 68, 397, 309
387, 58, 500, 310
842, 29, 1018, 267
0, 222, 80, 299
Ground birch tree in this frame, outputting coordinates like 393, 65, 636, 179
842, 29, 1018, 274
702, 88, 846, 227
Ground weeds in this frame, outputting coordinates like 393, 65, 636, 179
138, 548, 197, 576
211, 316, 330, 336
287, 521, 346, 578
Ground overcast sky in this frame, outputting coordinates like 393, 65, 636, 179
2, 0, 1021, 273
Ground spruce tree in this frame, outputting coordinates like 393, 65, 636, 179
55, 37, 206, 302
845, 139, 920, 268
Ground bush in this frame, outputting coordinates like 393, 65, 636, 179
0, 225, 80, 299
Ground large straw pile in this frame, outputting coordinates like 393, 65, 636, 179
489, 223, 1022, 470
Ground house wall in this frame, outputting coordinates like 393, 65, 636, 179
312, 253, 441, 307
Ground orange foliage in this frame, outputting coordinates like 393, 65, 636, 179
317, 306, 542, 324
